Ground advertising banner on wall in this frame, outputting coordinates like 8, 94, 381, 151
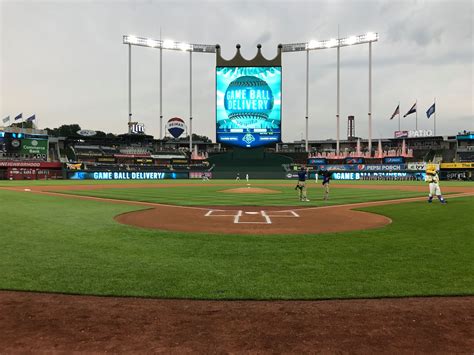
407, 162, 440, 171
285, 171, 425, 180
383, 157, 405, 164
68, 171, 188, 180
0, 161, 61, 168
394, 130, 409, 138
316, 164, 407, 172
307, 158, 328, 165
216, 66, 282, 148
440, 162, 474, 169
189, 172, 213, 179
20, 138, 48, 155
331, 172, 425, 180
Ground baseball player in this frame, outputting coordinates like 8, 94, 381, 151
322, 170, 331, 200
295, 166, 310, 201
426, 164, 447, 204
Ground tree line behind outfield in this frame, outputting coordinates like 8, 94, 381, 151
8, 122, 212, 142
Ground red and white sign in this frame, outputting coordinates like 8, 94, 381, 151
0, 161, 62, 168
394, 130, 409, 138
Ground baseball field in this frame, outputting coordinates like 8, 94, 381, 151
1, 179, 473, 352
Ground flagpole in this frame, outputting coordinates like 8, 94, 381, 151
434, 97, 436, 136
415, 99, 418, 130
398, 101, 400, 131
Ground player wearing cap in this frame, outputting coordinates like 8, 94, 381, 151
295, 167, 310, 202
322, 170, 331, 200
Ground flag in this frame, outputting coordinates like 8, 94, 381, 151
14, 113, 23, 121
2, 116, 9, 123
389, 105, 399, 120
426, 103, 435, 119
403, 103, 416, 117
26, 114, 36, 122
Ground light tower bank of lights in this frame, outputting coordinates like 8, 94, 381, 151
123, 32, 378, 153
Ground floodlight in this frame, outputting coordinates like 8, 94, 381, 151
365, 32, 377, 41
326, 38, 338, 48
178, 42, 191, 51
147, 39, 157, 47
307, 40, 321, 50
163, 40, 175, 49
345, 36, 357, 45
128, 35, 138, 44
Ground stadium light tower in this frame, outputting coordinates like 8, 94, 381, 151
123, 35, 216, 151
282, 32, 379, 154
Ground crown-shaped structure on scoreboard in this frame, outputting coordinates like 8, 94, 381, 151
216, 44, 282, 67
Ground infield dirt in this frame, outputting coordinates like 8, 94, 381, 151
1, 291, 472, 353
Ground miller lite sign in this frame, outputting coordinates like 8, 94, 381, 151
131, 123, 145, 134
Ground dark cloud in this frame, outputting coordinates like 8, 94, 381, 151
0, 0, 472, 141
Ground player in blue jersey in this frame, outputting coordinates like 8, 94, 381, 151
322, 170, 331, 200
295, 166, 310, 201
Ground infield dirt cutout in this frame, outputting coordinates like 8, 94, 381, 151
5, 182, 472, 235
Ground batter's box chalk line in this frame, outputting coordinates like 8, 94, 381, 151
204, 209, 299, 224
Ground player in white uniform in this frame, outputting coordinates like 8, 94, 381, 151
426, 165, 447, 204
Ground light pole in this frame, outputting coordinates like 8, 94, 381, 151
189, 50, 193, 152
123, 35, 215, 140
368, 40, 372, 155
159, 43, 163, 139
281, 33, 379, 156
305, 49, 309, 152
128, 43, 132, 134
336, 41, 340, 156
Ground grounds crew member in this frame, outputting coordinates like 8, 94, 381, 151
295, 166, 310, 202
322, 170, 331, 200
426, 164, 447, 204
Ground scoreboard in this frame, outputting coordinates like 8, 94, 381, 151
0, 131, 48, 160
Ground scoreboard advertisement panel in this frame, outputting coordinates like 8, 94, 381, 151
216, 66, 281, 148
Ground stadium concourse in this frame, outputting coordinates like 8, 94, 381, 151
0, 126, 473, 181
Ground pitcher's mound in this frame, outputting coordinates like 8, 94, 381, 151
221, 187, 281, 194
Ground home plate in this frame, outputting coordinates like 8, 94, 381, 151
245, 212, 259, 215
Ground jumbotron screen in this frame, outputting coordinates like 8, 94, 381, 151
216, 66, 281, 148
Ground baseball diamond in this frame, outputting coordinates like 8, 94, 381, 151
2, 1, 474, 351
1, 179, 473, 353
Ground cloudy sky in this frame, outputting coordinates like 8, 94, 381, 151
1, 0, 472, 142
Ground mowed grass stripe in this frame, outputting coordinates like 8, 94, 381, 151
0, 188, 472, 299
1, 179, 474, 187
56, 186, 428, 206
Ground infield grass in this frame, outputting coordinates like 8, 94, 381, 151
0, 184, 473, 300
53, 184, 430, 206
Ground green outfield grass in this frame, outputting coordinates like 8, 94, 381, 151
56, 185, 429, 206
0, 178, 473, 187
0, 185, 473, 300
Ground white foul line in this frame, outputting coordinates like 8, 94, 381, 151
261, 210, 272, 224
205, 209, 300, 224
234, 210, 243, 224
